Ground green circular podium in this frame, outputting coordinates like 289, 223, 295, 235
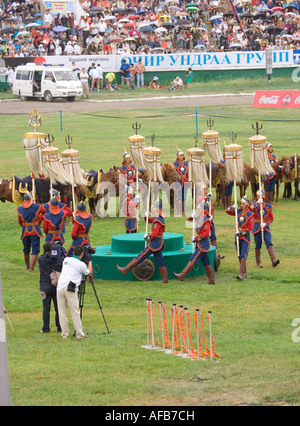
92, 233, 216, 281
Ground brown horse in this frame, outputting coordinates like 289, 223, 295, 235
0, 179, 13, 203
283, 155, 300, 201
0, 177, 71, 205
87, 166, 123, 218
239, 161, 268, 201
275, 156, 292, 203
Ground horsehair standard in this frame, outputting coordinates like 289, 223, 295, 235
61, 148, 86, 186
224, 144, 244, 182
202, 129, 222, 164
143, 146, 164, 183
186, 147, 209, 186
249, 134, 274, 176
128, 134, 146, 171
22, 132, 48, 177
41, 146, 69, 185
142, 299, 219, 361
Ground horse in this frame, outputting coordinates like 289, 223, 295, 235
283, 155, 300, 201
86, 166, 123, 218
240, 161, 268, 201
0, 176, 71, 205
0, 179, 13, 203
275, 156, 293, 203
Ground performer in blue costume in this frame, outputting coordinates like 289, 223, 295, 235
265, 142, 277, 204
122, 150, 136, 187
226, 196, 254, 280
116, 200, 168, 283
250, 189, 279, 268
67, 201, 93, 257
43, 197, 69, 245
173, 148, 189, 214
17, 192, 45, 271
122, 186, 140, 233
173, 202, 215, 284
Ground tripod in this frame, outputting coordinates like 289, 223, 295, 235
78, 276, 110, 335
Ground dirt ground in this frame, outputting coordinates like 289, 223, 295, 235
0, 93, 254, 114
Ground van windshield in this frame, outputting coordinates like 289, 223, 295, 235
54, 71, 78, 81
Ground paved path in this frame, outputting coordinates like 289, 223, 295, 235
0, 93, 255, 114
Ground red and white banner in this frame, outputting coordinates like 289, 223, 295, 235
253, 90, 300, 108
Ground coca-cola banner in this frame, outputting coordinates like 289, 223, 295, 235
253, 90, 300, 108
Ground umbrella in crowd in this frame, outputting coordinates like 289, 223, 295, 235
185, 2, 199, 7
186, 6, 200, 11
139, 26, 155, 32
209, 14, 223, 21
265, 25, 282, 32
176, 19, 191, 25
124, 22, 137, 27
16, 31, 30, 37
0, 27, 16, 34
104, 15, 116, 21
52, 26, 68, 32
26, 22, 40, 28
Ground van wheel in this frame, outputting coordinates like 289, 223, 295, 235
67, 96, 75, 102
20, 95, 28, 101
44, 91, 53, 102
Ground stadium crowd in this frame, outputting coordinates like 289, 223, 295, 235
0, 0, 300, 58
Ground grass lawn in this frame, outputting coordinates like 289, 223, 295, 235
0, 91, 300, 406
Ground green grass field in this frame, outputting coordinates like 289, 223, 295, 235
0, 85, 300, 406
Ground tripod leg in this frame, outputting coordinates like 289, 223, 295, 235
2, 305, 14, 332
90, 279, 110, 334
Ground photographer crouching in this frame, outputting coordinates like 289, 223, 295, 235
38, 242, 65, 334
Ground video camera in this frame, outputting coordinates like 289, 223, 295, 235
81, 245, 96, 266
50, 241, 66, 259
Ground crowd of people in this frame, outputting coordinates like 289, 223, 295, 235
1, 0, 300, 60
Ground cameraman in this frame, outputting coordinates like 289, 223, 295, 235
38, 243, 65, 334
57, 246, 92, 340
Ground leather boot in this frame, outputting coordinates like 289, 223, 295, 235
159, 266, 168, 284
24, 254, 30, 270
237, 258, 247, 280
204, 264, 215, 285
29, 254, 38, 272
173, 261, 194, 281
268, 246, 280, 267
255, 249, 263, 268
116, 258, 138, 276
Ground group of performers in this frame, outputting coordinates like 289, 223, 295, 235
116, 144, 280, 284
16, 142, 280, 284
16, 190, 94, 275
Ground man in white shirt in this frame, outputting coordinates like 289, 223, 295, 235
98, 18, 107, 36
57, 246, 91, 339
6, 66, 14, 91
64, 41, 74, 55
43, 9, 53, 26
89, 65, 100, 91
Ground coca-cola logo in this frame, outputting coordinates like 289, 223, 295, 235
259, 95, 280, 104
295, 96, 300, 105
282, 94, 292, 106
